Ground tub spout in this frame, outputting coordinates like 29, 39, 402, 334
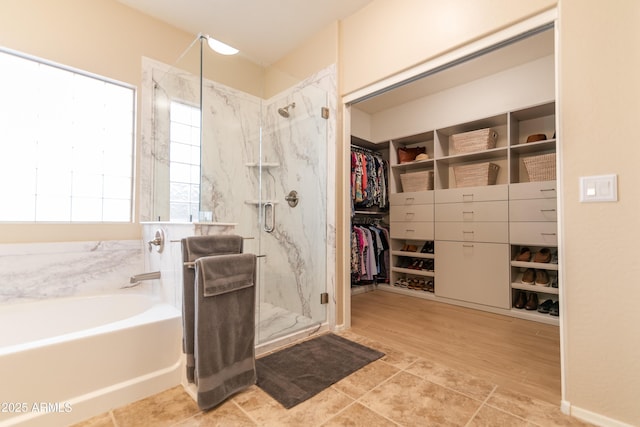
129, 271, 161, 284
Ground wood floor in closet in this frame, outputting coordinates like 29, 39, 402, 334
350, 290, 561, 405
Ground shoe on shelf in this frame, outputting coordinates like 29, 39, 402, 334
549, 301, 559, 316
425, 280, 434, 292
525, 293, 539, 310
521, 269, 536, 285
514, 291, 527, 309
515, 247, 531, 262
535, 269, 550, 287
551, 250, 559, 264
534, 248, 552, 263
421, 241, 434, 254
406, 244, 418, 252
537, 299, 553, 313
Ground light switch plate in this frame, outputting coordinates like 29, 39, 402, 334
579, 174, 618, 202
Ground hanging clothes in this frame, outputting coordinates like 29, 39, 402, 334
351, 147, 389, 212
350, 222, 390, 285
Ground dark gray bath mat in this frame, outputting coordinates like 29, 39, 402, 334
256, 333, 384, 409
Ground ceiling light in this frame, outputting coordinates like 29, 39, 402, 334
206, 36, 239, 55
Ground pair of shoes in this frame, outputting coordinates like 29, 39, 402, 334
513, 291, 538, 310
421, 259, 434, 271
534, 248, 552, 263
515, 247, 531, 262
537, 299, 554, 313
521, 269, 551, 286
402, 244, 418, 252
420, 241, 434, 254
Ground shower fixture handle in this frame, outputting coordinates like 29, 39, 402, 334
147, 229, 165, 253
285, 190, 299, 207
264, 202, 275, 233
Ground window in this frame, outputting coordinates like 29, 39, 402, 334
0, 48, 135, 222
169, 101, 201, 222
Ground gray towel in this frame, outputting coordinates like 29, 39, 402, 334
181, 235, 243, 382
194, 253, 257, 410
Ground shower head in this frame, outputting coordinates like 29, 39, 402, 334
278, 102, 295, 118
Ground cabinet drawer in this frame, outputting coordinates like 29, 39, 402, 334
510, 222, 558, 246
389, 190, 434, 205
509, 181, 557, 200
509, 199, 557, 222
436, 221, 508, 243
435, 201, 508, 222
435, 185, 508, 204
435, 240, 510, 309
390, 204, 434, 222
390, 221, 434, 240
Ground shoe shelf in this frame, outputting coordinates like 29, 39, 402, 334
391, 267, 435, 277
510, 260, 558, 271
511, 281, 559, 295
391, 250, 435, 259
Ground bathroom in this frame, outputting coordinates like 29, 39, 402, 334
3, 1, 640, 426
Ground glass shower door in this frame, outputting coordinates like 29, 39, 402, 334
255, 85, 328, 345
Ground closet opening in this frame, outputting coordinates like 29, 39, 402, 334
346, 22, 561, 405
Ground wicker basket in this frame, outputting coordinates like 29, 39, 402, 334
453, 162, 500, 188
451, 128, 498, 154
523, 153, 556, 181
400, 170, 434, 192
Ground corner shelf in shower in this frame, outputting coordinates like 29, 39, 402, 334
245, 162, 280, 168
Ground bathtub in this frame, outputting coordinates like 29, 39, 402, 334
0, 294, 183, 427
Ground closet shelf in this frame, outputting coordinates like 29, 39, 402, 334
391, 250, 434, 259
510, 139, 556, 154
511, 260, 558, 270
390, 158, 434, 171
437, 146, 508, 166
511, 282, 559, 295
391, 267, 434, 277
509, 308, 559, 326
353, 210, 388, 216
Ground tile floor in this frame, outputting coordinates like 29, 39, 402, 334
73, 331, 591, 427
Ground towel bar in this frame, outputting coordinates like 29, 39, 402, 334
171, 236, 255, 243
184, 254, 264, 268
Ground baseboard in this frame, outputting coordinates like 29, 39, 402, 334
562, 400, 635, 427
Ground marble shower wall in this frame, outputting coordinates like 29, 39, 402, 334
0, 240, 146, 303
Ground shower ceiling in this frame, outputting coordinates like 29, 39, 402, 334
117, 0, 373, 66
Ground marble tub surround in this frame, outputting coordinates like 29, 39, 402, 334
0, 240, 145, 303
73, 331, 591, 427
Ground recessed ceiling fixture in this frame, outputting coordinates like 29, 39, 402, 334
204, 34, 239, 55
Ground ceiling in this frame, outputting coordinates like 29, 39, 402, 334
117, 0, 373, 66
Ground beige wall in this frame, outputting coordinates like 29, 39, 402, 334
0, 0, 263, 243
339, 0, 556, 95
339, 0, 640, 424
559, 0, 640, 424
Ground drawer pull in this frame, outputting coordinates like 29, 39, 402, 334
405, 229, 415, 233
462, 230, 474, 233
462, 193, 474, 202
540, 209, 556, 212
463, 244, 474, 248
405, 197, 415, 202
541, 232, 557, 236
540, 188, 556, 192
462, 211, 474, 214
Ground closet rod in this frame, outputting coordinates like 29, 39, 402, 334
350, 144, 382, 155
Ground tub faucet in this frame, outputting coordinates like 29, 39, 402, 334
129, 271, 161, 284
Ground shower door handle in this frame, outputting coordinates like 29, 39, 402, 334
263, 202, 275, 233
